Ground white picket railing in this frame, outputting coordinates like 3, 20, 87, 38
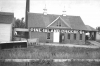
1, 59, 100, 62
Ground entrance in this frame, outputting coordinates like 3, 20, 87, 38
85, 31, 96, 41
53, 32, 65, 43
53, 32, 60, 43
60, 33, 65, 43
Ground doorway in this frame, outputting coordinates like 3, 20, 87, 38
60, 33, 65, 43
53, 32, 60, 43
53, 32, 65, 43
85, 31, 96, 41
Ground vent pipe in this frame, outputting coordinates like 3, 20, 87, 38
62, 6, 66, 16
43, 4, 47, 15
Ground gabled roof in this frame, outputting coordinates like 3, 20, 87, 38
28, 13, 87, 30
0, 12, 14, 24
47, 16, 71, 28
28, 13, 57, 28
61, 15, 88, 30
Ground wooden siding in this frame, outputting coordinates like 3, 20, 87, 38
0, 24, 12, 42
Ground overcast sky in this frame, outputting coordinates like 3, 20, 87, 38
0, 0, 100, 28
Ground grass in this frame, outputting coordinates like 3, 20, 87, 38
0, 44, 100, 59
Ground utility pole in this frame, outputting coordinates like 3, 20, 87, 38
25, 0, 30, 28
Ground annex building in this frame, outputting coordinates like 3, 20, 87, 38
0, 12, 14, 42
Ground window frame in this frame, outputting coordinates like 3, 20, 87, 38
47, 33, 50, 39
80, 34, 82, 40
68, 33, 70, 39
74, 34, 76, 40
57, 21, 61, 27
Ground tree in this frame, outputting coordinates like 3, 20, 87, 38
96, 27, 100, 31
12, 18, 27, 39
13, 18, 26, 28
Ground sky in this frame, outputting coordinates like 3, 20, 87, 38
0, 0, 100, 28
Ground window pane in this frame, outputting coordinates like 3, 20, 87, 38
68, 33, 70, 39
47, 33, 50, 39
59, 22, 61, 27
57, 21, 61, 27
80, 34, 82, 40
74, 34, 76, 40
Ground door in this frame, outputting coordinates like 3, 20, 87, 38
53, 32, 60, 43
60, 33, 65, 43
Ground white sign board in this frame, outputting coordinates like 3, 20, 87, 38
0, 24, 12, 43
30, 28, 84, 34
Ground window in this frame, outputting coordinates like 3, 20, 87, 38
47, 33, 50, 39
57, 21, 61, 27
57, 22, 58, 26
74, 34, 76, 40
59, 22, 61, 26
80, 34, 82, 40
68, 33, 70, 39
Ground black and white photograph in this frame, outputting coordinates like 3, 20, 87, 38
0, 0, 100, 66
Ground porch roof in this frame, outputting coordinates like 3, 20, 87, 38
85, 25, 97, 31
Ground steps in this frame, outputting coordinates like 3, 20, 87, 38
88, 41, 100, 47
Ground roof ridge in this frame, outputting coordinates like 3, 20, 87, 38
28, 12, 80, 17
0, 12, 14, 15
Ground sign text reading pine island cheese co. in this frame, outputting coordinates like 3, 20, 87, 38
30, 28, 84, 34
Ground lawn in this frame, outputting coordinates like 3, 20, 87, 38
0, 44, 100, 59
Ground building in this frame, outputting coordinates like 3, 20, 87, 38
0, 12, 28, 49
85, 25, 97, 41
0, 12, 14, 42
27, 12, 97, 44
14, 0, 98, 45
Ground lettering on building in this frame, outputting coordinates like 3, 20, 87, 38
30, 28, 84, 34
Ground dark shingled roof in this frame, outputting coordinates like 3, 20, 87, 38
28, 13, 87, 30
0, 12, 14, 24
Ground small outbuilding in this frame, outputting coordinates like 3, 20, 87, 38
0, 12, 14, 42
